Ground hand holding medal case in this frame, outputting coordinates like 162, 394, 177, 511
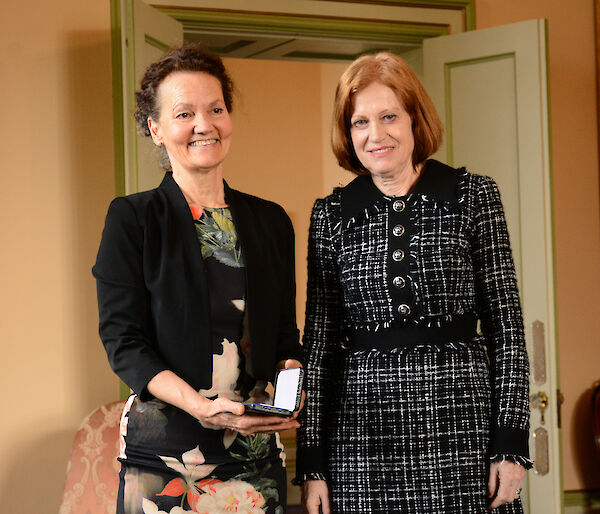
244, 367, 304, 417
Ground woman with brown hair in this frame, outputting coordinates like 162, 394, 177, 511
93, 44, 302, 514
295, 52, 531, 513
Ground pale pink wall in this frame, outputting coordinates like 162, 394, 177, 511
0, 0, 117, 512
477, 0, 600, 492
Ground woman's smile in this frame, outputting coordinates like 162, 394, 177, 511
189, 138, 220, 147
368, 146, 395, 155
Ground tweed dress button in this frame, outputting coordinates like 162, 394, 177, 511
393, 199, 406, 212
393, 224, 405, 237
393, 276, 406, 288
398, 304, 411, 315
392, 249, 405, 261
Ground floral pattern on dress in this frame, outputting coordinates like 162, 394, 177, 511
192, 480, 265, 513
158, 446, 218, 507
119, 395, 136, 460
198, 338, 242, 402
148, 441, 281, 513
230, 435, 282, 507
194, 207, 243, 268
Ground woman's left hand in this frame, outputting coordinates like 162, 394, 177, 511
276, 359, 305, 416
488, 460, 526, 510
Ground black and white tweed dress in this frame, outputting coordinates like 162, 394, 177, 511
296, 160, 531, 513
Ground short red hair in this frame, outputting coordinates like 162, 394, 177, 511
332, 52, 443, 175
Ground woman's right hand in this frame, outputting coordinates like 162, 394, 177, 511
193, 396, 300, 435
302, 480, 331, 514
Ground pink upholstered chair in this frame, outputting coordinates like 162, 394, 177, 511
59, 400, 126, 514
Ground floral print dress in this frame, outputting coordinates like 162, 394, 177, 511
117, 206, 286, 514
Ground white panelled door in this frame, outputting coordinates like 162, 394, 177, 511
424, 19, 560, 514
119, 0, 183, 194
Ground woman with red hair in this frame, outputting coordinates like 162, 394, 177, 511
295, 52, 531, 514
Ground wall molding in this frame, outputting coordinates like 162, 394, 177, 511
318, 0, 475, 30
154, 6, 451, 44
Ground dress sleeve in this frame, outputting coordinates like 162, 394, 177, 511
274, 206, 303, 364
471, 176, 532, 464
92, 197, 169, 399
295, 198, 344, 483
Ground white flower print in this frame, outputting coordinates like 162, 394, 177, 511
274, 433, 286, 467
157, 447, 218, 508
192, 479, 265, 513
119, 394, 136, 459
231, 299, 245, 312
159, 446, 217, 486
198, 338, 241, 401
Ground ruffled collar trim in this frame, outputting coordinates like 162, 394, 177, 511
339, 159, 466, 227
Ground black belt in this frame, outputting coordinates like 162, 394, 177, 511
347, 313, 478, 351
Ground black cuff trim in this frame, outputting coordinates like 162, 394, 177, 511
490, 426, 530, 458
294, 445, 328, 483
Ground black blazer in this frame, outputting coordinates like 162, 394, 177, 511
93, 173, 301, 400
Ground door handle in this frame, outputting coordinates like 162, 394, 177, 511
531, 391, 549, 425
530, 391, 550, 475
